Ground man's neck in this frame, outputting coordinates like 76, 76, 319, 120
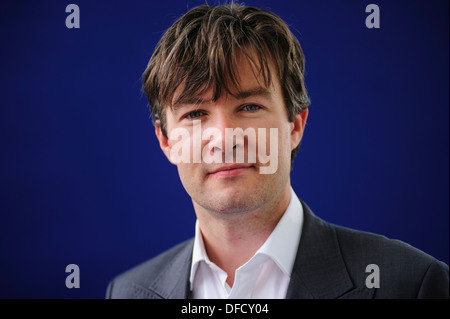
193, 184, 292, 287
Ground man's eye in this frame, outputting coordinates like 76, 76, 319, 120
242, 104, 261, 112
185, 110, 204, 119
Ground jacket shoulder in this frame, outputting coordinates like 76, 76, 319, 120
106, 238, 194, 299
332, 224, 449, 298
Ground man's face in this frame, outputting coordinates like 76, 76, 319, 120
156, 51, 308, 216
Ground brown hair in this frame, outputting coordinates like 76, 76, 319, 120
142, 2, 310, 167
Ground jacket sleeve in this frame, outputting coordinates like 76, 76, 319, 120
105, 280, 114, 299
417, 260, 449, 299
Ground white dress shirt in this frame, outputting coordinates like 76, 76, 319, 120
190, 187, 304, 299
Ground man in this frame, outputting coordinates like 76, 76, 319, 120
106, 3, 449, 299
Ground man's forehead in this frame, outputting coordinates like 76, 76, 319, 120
168, 48, 281, 109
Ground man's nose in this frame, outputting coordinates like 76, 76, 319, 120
206, 112, 243, 157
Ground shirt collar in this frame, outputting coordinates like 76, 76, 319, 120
190, 219, 211, 288
256, 187, 303, 275
189, 187, 304, 287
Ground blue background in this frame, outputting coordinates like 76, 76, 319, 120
0, 0, 448, 298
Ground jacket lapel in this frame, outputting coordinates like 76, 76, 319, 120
135, 239, 193, 299
286, 202, 369, 299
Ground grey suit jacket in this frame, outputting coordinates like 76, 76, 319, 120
106, 202, 449, 299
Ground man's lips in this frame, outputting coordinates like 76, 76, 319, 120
207, 164, 254, 177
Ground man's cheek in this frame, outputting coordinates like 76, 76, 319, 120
168, 127, 192, 164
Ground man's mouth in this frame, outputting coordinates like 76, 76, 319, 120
207, 164, 255, 177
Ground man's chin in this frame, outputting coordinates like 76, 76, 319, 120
196, 188, 264, 215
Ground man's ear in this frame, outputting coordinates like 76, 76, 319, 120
154, 120, 176, 165
290, 109, 309, 151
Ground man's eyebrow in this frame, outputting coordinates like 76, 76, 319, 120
233, 87, 272, 100
171, 87, 272, 111
172, 97, 211, 110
